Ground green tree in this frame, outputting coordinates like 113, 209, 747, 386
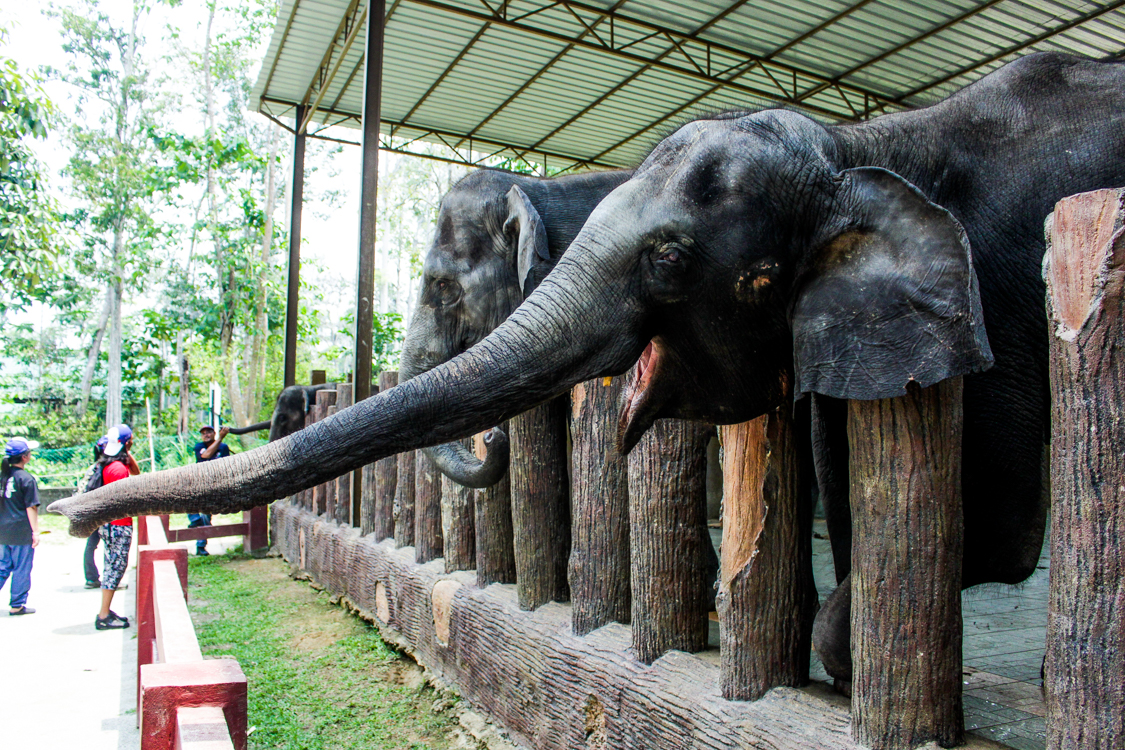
0, 26, 61, 313
54, 0, 164, 427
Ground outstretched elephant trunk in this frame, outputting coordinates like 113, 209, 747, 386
225, 420, 272, 436
49, 256, 644, 537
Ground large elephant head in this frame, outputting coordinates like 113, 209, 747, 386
50, 109, 991, 536
399, 167, 631, 488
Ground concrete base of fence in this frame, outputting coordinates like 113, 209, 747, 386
270, 501, 1011, 750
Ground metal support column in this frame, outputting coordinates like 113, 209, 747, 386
353, 0, 385, 525
283, 105, 307, 388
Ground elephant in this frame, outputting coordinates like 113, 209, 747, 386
399, 167, 631, 487
51, 52, 1125, 684
225, 383, 337, 442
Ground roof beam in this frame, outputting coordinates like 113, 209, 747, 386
300, 2, 368, 133
895, 0, 1125, 102
403, 0, 898, 121
299, 0, 362, 110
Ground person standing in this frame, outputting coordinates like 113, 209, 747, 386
81, 435, 108, 589
189, 425, 230, 556
0, 438, 40, 616
94, 425, 139, 630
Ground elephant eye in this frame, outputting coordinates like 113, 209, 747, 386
654, 242, 687, 266
431, 278, 462, 306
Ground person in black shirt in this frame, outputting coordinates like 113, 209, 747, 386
0, 438, 40, 615
189, 425, 230, 556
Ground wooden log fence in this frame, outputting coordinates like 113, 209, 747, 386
373, 371, 398, 539
441, 438, 476, 572
1043, 188, 1125, 750
136, 515, 247, 750
473, 428, 515, 587
333, 383, 354, 526
569, 376, 630, 635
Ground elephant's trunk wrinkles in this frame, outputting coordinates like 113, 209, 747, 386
225, 420, 272, 436
48, 261, 640, 538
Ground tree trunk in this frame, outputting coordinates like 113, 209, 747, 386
373, 371, 399, 540
1043, 188, 1125, 750
442, 439, 476, 573
77, 287, 112, 419
628, 419, 711, 665
848, 379, 964, 750
243, 125, 280, 422
394, 449, 415, 548
106, 274, 123, 428
474, 428, 515, 587
415, 451, 443, 564
509, 398, 570, 609
177, 335, 190, 436
569, 377, 630, 635
718, 403, 810, 701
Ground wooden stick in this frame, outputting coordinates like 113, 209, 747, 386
1043, 188, 1125, 750
628, 419, 711, 665
474, 429, 515, 587
333, 383, 353, 526
718, 401, 808, 700
570, 376, 630, 635
393, 449, 416, 548
414, 451, 443, 564
848, 378, 964, 749
509, 398, 571, 609
441, 439, 475, 573
373, 371, 399, 540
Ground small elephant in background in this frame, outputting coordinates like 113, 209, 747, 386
226, 383, 337, 442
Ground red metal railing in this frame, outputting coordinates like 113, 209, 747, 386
136, 515, 248, 750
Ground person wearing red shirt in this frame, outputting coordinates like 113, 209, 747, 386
94, 424, 140, 630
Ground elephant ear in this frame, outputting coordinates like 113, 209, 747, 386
791, 167, 993, 400
504, 185, 550, 298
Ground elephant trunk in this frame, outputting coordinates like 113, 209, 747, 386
48, 258, 643, 537
226, 420, 272, 436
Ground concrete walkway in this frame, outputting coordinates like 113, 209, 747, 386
2, 527, 140, 750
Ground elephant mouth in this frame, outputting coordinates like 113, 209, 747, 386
617, 339, 672, 454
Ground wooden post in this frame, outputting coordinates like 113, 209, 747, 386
509, 398, 571, 609
569, 376, 630, 635
299, 402, 315, 510
1043, 188, 1125, 750
474, 429, 515, 587
333, 383, 354, 527
373, 371, 399, 540
312, 389, 336, 514
323, 405, 338, 520
393, 449, 415, 548
282, 108, 306, 389
628, 420, 711, 665
415, 452, 443, 564
718, 401, 808, 701
848, 378, 964, 749
441, 439, 476, 573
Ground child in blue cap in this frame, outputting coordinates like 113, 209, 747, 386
0, 437, 41, 615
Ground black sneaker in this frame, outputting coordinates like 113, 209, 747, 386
196, 549, 210, 557
9, 606, 35, 616
95, 612, 130, 630
84, 581, 101, 589
107, 609, 129, 625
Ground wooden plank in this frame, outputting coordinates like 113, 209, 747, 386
153, 559, 203, 664
175, 706, 235, 750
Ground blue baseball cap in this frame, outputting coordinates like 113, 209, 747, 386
5, 438, 39, 457
95, 435, 108, 449
103, 424, 134, 457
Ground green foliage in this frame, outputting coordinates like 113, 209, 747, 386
0, 26, 62, 311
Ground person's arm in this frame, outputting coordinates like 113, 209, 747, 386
26, 506, 39, 548
125, 453, 141, 475
199, 427, 230, 460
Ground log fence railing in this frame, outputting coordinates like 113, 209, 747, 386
289, 191, 1125, 750
135, 515, 248, 750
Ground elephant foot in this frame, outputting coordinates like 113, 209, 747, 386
833, 678, 852, 698
812, 574, 852, 690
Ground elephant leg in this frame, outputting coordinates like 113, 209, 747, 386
811, 394, 851, 584
812, 573, 852, 695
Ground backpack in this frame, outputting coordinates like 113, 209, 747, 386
83, 456, 127, 494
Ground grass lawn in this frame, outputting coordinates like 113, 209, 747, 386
185, 550, 465, 750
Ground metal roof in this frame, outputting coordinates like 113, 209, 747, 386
252, 0, 1125, 172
